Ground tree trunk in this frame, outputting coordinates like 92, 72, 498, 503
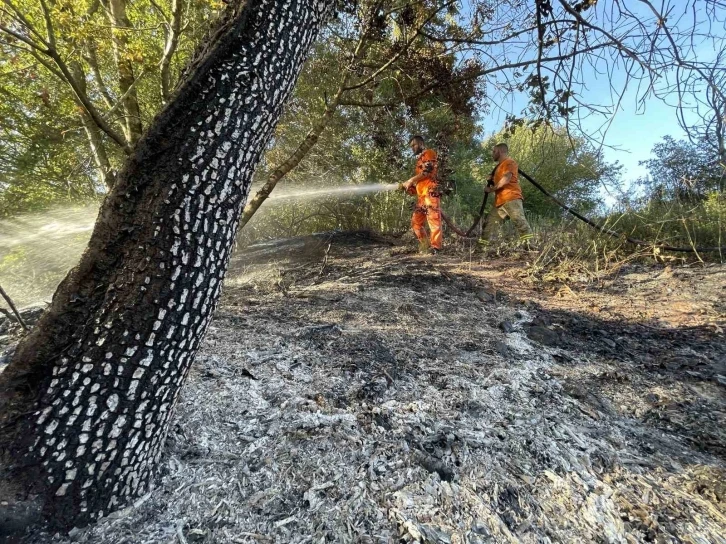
237, 84, 346, 230
70, 61, 117, 190
0, 0, 332, 531
106, 0, 145, 146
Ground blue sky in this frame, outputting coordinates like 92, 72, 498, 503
468, 0, 725, 191
480, 80, 691, 184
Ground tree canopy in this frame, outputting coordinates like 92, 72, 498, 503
3, 0, 724, 219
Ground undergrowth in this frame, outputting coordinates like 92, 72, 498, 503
455, 209, 724, 286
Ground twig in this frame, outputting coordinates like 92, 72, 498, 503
0, 283, 27, 331
681, 217, 703, 264
233, 534, 274, 543
175, 521, 188, 544
318, 242, 332, 277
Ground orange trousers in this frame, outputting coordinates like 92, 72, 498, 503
411, 197, 443, 250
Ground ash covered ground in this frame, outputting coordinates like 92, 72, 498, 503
12, 232, 726, 543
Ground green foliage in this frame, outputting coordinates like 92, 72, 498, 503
530, 137, 726, 260
0, 0, 219, 216
595, 137, 726, 254
3, 0, 721, 263
637, 136, 724, 202
609, 195, 725, 253
0, 47, 97, 215
240, 7, 486, 244
0, 246, 27, 270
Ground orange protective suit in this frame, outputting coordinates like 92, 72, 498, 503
406, 148, 442, 250
492, 157, 523, 208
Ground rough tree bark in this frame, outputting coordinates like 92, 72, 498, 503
0, 0, 332, 531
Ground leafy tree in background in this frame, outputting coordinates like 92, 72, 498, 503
236, 0, 486, 229
479, 126, 621, 217
237, 2, 486, 240
604, 136, 726, 251
0, 0, 219, 215
3, 0, 725, 221
638, 136, 724, 203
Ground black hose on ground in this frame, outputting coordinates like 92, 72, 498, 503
441, 210, 476, 238
517, 168, 722, 254
440, 176, 492, 239
438, 168, 723, 254
462, 191, 489, 237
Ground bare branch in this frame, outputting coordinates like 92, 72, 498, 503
0, 0, 49, 46
46, 48, 133, 153
38, 0, 57, 50
343, 0, 457, 92
84, 44, 116, 109
340, 42, 618, 110
0, 23, 48, 52
160, 0, 183, 103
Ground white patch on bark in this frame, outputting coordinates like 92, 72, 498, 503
45, 419, 59, 434
37, 406, 53, 425
128, 380, 140, 397
110, 416, 127, 438
107, 394, 119, 411
56, 483, 70, 496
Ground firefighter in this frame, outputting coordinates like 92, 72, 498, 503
399, 135, 443, 254
480, 143, 533, 245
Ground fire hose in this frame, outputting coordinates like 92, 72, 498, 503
439, 168, 723, 254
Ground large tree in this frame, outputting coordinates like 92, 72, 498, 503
0, 0, 333, 531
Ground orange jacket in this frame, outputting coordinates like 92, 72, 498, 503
406, 149, 439, 201
493, 157, 523, 207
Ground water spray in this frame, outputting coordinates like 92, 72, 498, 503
0, 184, 401, 307
267, 183, 400, 202
0, 205, 99, 308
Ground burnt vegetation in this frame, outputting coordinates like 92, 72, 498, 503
0, 0, 724, 539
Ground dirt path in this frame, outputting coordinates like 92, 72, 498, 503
24, 234, 726, 543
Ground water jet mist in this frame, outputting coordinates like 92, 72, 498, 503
267, 183, 400, 202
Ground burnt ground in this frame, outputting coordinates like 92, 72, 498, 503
15, 232, 726, 543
